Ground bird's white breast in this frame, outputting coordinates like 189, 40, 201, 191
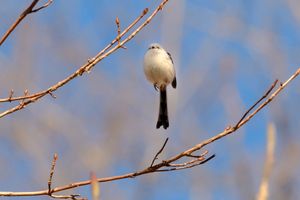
144, 49, 175, 89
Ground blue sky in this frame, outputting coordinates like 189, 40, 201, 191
1, 0, 300, 200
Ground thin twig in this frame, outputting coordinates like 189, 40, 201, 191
156, 154, 216, 172
49, 194, 81, 199
48, 91, 57, 99
1, 68, 299, 198
150, 138, 169, 167
48, 153, 58, 194
46, 154, 82, 199
8, 89, 14, 102
0, 0, 53, 46
166, 155, 206, 167
0, 8, 149, 104
186, 150, 209, 158
0, 3, 156, 118
32, 0, 53, 13
115, 17, 122, 47
235, 79, 278, 128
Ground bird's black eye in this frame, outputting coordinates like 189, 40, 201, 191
149, 45, 159, 50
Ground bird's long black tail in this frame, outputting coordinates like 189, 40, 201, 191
156, 89, 169, 129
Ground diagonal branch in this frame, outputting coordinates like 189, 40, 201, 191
0, 0, 166, 118
1, 68, 299, 198
150, 137, 169, 167
234, 79, 278, 128
0, 0, 53, 46
163, 69, 300, 165
0, 7, 149, 104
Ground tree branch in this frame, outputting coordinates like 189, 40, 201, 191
48, 153, 58, 197
235, 79, 278, 128
150, 137, 169, 167
1, 68, 299, 198
0, 0, 166, 118
0, 0, 53, 46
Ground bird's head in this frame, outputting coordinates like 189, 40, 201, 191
148, 43, 163, 50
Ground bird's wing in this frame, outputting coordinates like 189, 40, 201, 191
167, 52, 173, 64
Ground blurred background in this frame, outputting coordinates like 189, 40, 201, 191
0, 0, 300, 199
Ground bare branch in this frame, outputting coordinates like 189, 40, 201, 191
156, 154, 216, 172
0, 68, 299, 198
0, 2, 158, 118
235, 79, 278, 128
186, 150, 209, 158
166, 155, 206, 167
150, 137, 169, 167
48, 91, 57, 99
0, 0, 53, 46
115, 17, 127, 50
31, 0, 53, 13
185, 150, 209, 159
0, 7, 149, 104
48, 153, 58, 194
8, 89, 14, 102
49, 194, 83, 200
115, 17, 121, 46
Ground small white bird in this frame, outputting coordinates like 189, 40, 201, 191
144, 43, 176, 129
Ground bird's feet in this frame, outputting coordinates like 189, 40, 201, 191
153, 84, 159, 91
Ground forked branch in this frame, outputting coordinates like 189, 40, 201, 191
1, 68, 299, 199
0, 0, 53, 46
0, 0, 166, 119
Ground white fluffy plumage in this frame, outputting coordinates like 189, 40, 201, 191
143, 43, 175, 90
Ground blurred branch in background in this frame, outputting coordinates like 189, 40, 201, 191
0, 0, 170, 119
256, 123, 276, 200
90, 172, 100, 200
1, 68, 299, 199
0, 0, 53, 46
